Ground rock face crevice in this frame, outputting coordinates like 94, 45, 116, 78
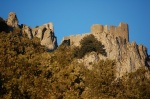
62, 22, 149, 77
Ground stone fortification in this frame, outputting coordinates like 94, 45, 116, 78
62, 22, 149, 77
62, 33, 90, 46
4, 12, 149, 77
82, 32, 148, 77
91, 22, 129, 42
62, 22, 129, 46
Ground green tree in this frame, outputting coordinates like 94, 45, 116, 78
82, 60, 116, 98
0, 17, 9, 32
118, 67, 150, 99
73, 34, 106, 58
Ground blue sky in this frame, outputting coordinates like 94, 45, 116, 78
0, 0, 150, 54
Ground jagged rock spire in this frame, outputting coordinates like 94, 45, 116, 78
5, 12, 57, 51
7, 12, 19, 28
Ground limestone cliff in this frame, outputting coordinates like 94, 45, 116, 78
91, 31, 148, 77
5, 12, 57, 50
6, 12, 19, 28
62, 22, 149, 77
22, 23, 57, 50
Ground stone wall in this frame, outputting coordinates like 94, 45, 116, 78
62, 22, 129, 46
91, 22, 129, 42
62, 33, 90, 46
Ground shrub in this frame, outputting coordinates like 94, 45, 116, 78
118, 67, 150, 99
0, 17, 9, 32
82, 60, 116, 98
1, 27, 150, 99
35, 26, 39, 28
73, 34, 106, 58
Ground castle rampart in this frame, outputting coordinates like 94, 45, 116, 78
91, 22, 129, 42
62, 33, 90, 46
62, 22, 129, 46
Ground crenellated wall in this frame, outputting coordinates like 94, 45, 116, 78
62, 22, 129, 46
62, 33, 90, 46
91, 22, 129, 42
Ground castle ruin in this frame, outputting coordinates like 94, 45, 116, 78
62, 22, 129, 46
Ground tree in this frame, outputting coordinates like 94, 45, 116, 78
73, 34, 106, 58
82, 60, 116, 98
0, 17, 9, 32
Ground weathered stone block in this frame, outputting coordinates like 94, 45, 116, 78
91, 24, 103, 33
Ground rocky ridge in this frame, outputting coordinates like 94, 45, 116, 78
22, 23, 57, 50
2, 12, 149, 77
7, 12, 19, 28
92, 31, 148, 77
6, 12, 57, 50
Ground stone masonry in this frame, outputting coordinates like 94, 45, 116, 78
62, 22, 129, 46
91, 22, 129, 42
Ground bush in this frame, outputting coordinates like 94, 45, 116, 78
118, 67, 150, 99
82, 60, 116, 98
73, 34, 106, 58
0, 17, 9, 32
0, 27, 150, 99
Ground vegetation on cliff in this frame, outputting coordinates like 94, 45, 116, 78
0, 27, 150, 99
72, 34, 106, 58
0, 17, 9, 32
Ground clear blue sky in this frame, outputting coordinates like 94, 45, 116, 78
0, 0, 150, 54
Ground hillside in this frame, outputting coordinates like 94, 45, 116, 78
0, 12, 150, 99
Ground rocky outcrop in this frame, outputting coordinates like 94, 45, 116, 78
92, 31, 148, 77
22, 22, 57, 50
64, 22, 149, 77
4, 12, 57, 50
6, 12, 18, 28
22, 25, 33, 39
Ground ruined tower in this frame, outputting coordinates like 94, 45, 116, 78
62, 22, 129, 46
91, 22, 129, 42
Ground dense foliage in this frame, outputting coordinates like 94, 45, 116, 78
73, 34, 106, 58
0, 28, 150, 99
0, 17, 9, 32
